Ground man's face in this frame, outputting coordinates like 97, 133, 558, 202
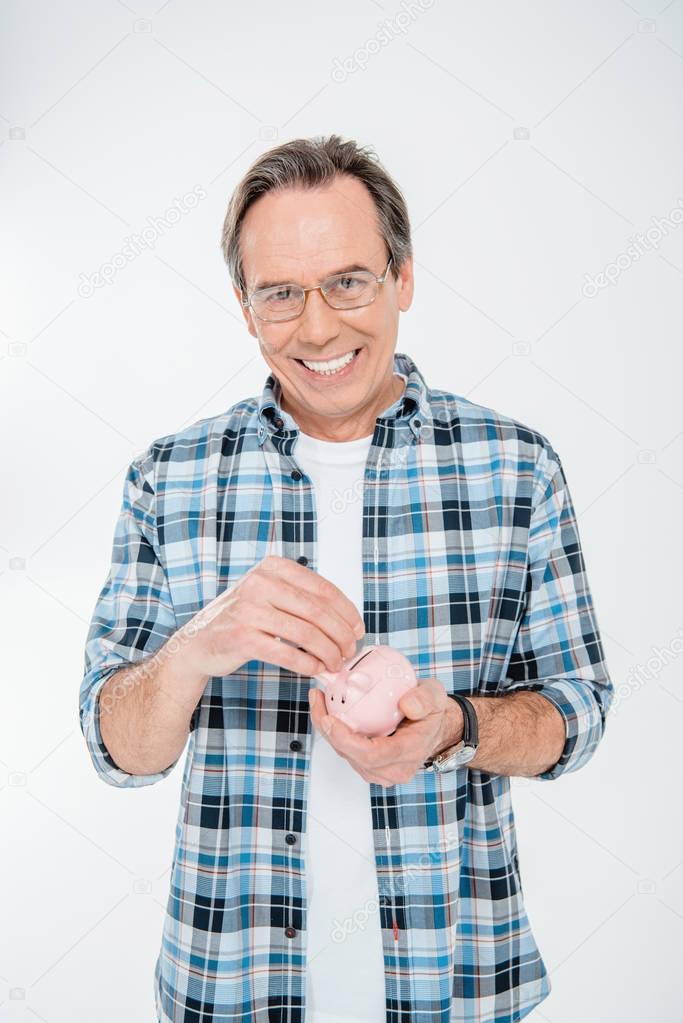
234, 174, 414, 438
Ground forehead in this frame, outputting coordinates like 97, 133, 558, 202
239, 174, 386, 288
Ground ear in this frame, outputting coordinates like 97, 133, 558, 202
233, 284, 258, 338
396, 256, 414, 313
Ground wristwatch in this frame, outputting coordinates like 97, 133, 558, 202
423, 693, 479, 772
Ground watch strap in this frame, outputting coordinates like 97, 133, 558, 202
423, 693, 479, 769
451, 693, 478, 746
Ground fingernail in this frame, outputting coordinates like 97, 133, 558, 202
354, 621, 365, 637
321, 715, 333, 735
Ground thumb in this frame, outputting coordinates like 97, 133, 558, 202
399, 686, 431, 720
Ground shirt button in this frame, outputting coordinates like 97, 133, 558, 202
414, 419, 421, 429
289, 739, 303, 752
291, 469, 303, 481
296, 555, 308, 565
284, 926, 297, 938
285, 833, 297, 845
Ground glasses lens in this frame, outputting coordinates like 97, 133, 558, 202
252, 285, 304, 321
324, 272, 376, 309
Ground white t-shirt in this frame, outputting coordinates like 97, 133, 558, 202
294, 427, 387, 1023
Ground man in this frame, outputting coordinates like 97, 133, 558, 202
80, 134, 613, 1023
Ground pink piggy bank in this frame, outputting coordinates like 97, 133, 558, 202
313, 644, 418, 738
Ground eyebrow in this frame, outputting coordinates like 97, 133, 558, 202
252, 263, 372, 291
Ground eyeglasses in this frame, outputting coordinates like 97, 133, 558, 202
242, 257, 393, 323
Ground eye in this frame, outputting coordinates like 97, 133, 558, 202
327, 274, 367, 294
270, 286, 294, 303
254, 285, 298, 309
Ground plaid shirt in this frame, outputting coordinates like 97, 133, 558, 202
80, 350, 613, 1023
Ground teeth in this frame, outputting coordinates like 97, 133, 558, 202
301, 350, 357, 375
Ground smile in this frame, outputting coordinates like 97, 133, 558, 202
294, 348, 361, 378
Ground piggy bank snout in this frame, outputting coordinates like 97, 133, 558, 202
326, 670, 369, 705
315, 667, 347, 685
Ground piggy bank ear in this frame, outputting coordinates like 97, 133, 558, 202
348, 669, 370, 691
343, 670, 369, 707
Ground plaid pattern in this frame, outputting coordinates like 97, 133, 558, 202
80, 351, 613, 1022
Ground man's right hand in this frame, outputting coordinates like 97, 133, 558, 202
98, 555, 363, 776
180, 555, 366, 679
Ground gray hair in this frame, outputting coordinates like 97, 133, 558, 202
220, 134, 412, 298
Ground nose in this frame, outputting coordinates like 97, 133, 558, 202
296, 286, 340, 346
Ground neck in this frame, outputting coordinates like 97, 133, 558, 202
280, 372, 406, 442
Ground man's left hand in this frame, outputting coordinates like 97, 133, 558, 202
308, 677, 464, 787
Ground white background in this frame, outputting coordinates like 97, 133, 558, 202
1, 1, 682, 1020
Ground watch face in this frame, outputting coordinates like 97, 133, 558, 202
435, 743, 476, 771
456, 744, 477, 766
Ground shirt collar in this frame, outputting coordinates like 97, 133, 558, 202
256, 350, 431, 446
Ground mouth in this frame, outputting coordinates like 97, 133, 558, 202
293, 347, 362, 381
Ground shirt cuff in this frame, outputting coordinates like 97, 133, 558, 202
81, 665, 178, 788
513, 678, 608, 781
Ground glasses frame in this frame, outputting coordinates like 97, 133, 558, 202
242, 257, 394, 323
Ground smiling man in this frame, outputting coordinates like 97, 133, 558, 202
235, 170, 409, 445
80, 135, 614, 1023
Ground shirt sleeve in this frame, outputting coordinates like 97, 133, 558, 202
79, 451, 182, 788
502, 445, 614, 781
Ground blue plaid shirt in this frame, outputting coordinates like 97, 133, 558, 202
80, 351, 613, 1022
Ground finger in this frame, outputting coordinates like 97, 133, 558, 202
249, 632, 326, 677
342, 716, 436, 769
308, 687, 327, 726
320, 717, 387, 764
398, 678, 445, 720
265, 578, 362, 666
308, 690, 339, 740
347, 756, 403, 788
248, 601, 347, 673
258, 555, 365, 637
